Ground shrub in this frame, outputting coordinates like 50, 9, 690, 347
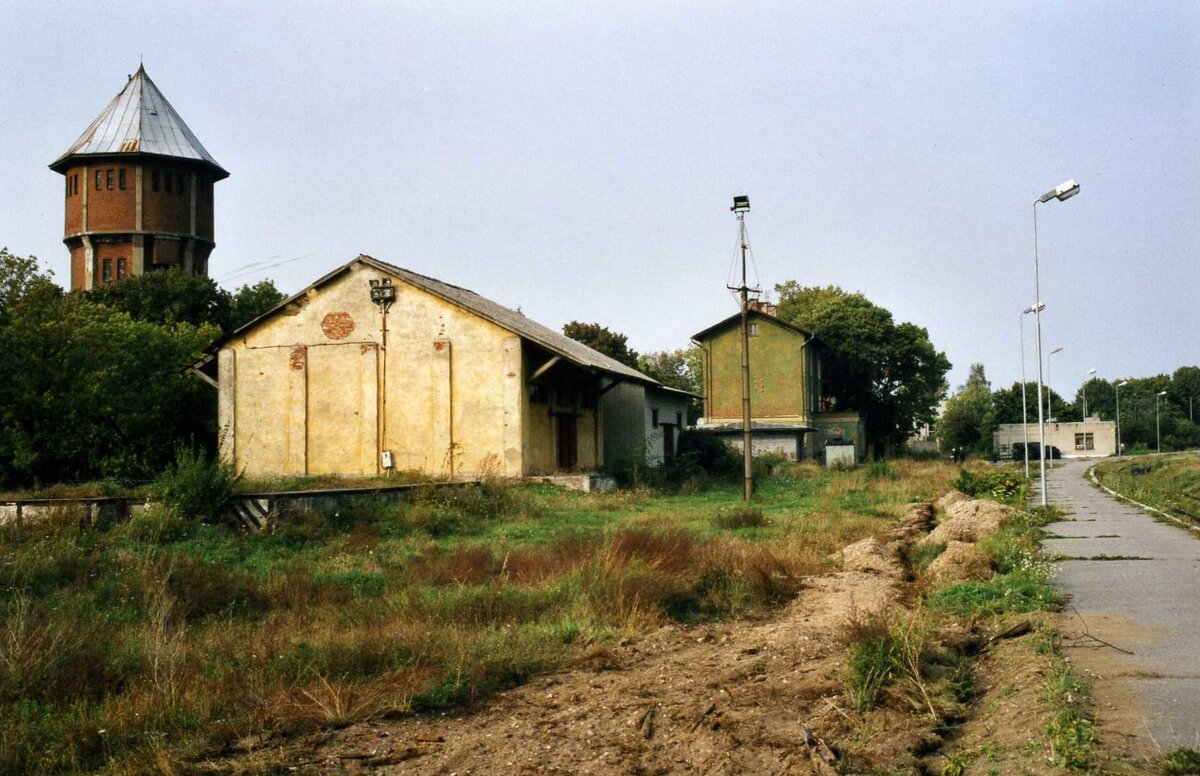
152, 445, 238, 521
953, 468, 1025, 505
1163, 748, 1200, 775
711, 507, 766, 530
843, 611, 930, 713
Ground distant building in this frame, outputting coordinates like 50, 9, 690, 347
49, 66, 228, 290
194, 255, 684, 478
993, 418, 1117, 459
691, 301, 864, 462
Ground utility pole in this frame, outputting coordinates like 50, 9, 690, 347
729, 196, 757, 501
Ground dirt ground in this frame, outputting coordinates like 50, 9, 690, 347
194, 501, 1092, 775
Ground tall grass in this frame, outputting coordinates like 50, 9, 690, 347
0, 462, 957, 773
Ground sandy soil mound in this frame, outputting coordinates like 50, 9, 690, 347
836, 536, 903, 576
925, 541, 994, 584
923, 498, 1014, 546
935, 490, 971, 510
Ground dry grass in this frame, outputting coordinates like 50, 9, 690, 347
0, 460, 957, 774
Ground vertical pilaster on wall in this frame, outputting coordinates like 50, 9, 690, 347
132, 234, 145, 276
183, 238, 194, 275
189, 173, 197, 235
217, 349, 237, 467
358, 344, 379, 476
431, 339, 453, 474
81, 164, 89, 233
284, 347, 307, 475
134, 165, 144, 231
502, 337, 524, 475
82, 235, 95, 291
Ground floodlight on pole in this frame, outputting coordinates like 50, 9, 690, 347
1047, 347, 1064, 422
1156, 390, 1168, 453
1083, 368, 1097, 421
1116, 381, 1129, 455
1031, 178, 1080, 505
1019, 304, 1042, 479
727, 195, 756, 501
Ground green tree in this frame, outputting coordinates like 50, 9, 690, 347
562, 321, 640, 370
228, 279, 287, 331
938, 363, 993, 454
87, 267, 232, 329
0, 255, 218, 486
636, 347, 702, 395
774, 283, 951, 456
86, 268, 285, 335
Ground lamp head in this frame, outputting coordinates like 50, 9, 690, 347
1088, 369, 1097, 375
1117, 381, 1129, 387
1050, 347, 1063, 355
1022, 302, 1045, 314
731, 195, 750, 213
1158, 391, 1168, 396
1038, 179, 1081, 203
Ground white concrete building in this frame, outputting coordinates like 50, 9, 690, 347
993, 417, 1117, 459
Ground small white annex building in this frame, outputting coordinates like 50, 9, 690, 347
994, 418, 1117, 459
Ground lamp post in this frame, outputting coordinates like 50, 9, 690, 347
1047, 347, 1063, 422
1115, 381, 1129, 455
1083, 368, 1097, 421
1156, 390, 1168, 453
1032, 178, 1080, 506
1020, 304, 1042, 478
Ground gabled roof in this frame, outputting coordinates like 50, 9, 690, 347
213, 255, 658, 386
50, 65, 228, 179
690, 307, 814, 343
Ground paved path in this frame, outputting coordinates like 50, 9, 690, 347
1042, 458, 1200, 757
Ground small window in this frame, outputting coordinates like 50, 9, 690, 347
118, 169, 126, 190
106, 169, 113, 190
65, 178, 70, 198
676, 412, 683, 427
652, 409, 660, 428
165, 173, 173, 194
95, 171, 102, 190
530, 384, 549, 404
152, 170, 160, 192
102, 259, 112, 282
748, 323, 759, 336
177, 172, 187, 195
74, 174, 79, 195
116, 258, 126, 279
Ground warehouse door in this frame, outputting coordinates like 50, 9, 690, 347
306, 344, 378, 475
556, 414, 578, 470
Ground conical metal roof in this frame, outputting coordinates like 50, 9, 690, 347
50, 65, 228, 179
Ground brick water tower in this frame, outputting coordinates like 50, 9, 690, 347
49, 65, 229, 290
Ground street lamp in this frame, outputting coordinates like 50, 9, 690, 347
1020, 304, 1042, 478
1156, 390, 1168, 453
1114, 381, 1126, 453
1032, 178, 1080, 506
1047, 347, 1064, 422
1083, 368, 1097, 421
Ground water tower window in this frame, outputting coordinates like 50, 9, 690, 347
178, 172, 187, 195
95, 171, 102, 190
164, 173, 172, 194
106, 169, 113, 190
102, 259, 112, 282
118, 169, 126, 190
152, 170, 160, 192
116, 258, 126, 279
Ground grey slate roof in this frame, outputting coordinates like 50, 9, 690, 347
214, 255, 658, 386
50, 65, 228, 179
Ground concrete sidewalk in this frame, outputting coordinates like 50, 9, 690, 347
1041, 458, 1200, 758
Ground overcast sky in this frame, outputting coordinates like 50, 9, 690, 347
1, 1, 1196, 399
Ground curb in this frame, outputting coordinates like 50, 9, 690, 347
1085, 463, 1200, 536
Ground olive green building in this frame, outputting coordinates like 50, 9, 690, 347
691, 302, 864, 463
